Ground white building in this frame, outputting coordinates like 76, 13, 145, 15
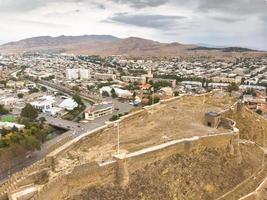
79, 69, 90, 80
0, 122, 25, 131
66, 69, 79, 80
30, 96, 55, 112
94, 73, 116, 81
59, 98, 78, 111
239, 85, 266, 92
100, 86, 132, 98
66, 68, 90, 80
121, 76, 146, 84
208, 83, 230, 89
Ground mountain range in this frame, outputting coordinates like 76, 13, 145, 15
0, 35, 265, 57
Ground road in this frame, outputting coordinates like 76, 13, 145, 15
10, 69, 22, 79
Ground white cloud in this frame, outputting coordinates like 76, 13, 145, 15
0, 0, 266, 50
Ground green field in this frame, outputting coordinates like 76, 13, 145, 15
0, 116, 17, 122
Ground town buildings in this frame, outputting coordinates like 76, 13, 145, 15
84, 102, 114, 120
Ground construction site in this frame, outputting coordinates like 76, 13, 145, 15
0, 91, 267, 200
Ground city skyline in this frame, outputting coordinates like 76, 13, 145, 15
0, 0, 267, 50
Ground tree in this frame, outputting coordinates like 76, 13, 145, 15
21, 104, 38, 120
20, 134, 40, 150
256, 109, 263, 115
72, 93, 83, 106
72, 86, 80, 92
102, 91, 110, 97
0, 104, 9, 115
149, 95, 160, 105
87, 85, 96, 91
41, 86, 47, 92
132, 91, 137, 102
109, 115, 119, 121
17, 93, 24, 99
39, 117, 46, 124
111, 88, 117, 98
174, 91, 179, 96
29, 88, 39, 94
227, 83, 239, 93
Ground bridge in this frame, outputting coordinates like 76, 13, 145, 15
39, 115, 80, 130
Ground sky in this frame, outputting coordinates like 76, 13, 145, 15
0, 0, 267, 50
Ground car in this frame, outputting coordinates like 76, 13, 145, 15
115, 108, 119, 111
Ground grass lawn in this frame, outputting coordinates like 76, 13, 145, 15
0, 116, 17, 122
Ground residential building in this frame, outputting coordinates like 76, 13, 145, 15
94, 73, 116, 81
85, 102, 113, 120
30, 96, 55, 112
66, 68, 90, 80
100, 86, 132, 98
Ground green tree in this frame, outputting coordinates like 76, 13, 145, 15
109, 115, 119, 121
111, 88, 117, 98
256, 109, 263, 115
72, 85, 80, 92
39, 117, 46, 124
0, 104, 9, 115
87, 85, 96, 91
72, 93, 83, 106
102, 91, 110, 97
20, 134, 40, 150
21, 104, 38, 120
41, 86, 47, 92
132, 91, 137, 102
17, 93, 24, 99
149, 95, 160, 105
29, 88, 39, 94
227, 83, 239, 93
174, 91, 179, 96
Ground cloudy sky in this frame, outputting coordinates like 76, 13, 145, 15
0, 0, 267, 50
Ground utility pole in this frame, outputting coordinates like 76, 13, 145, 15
151, 87, 154, 105
117, 121, 120, 154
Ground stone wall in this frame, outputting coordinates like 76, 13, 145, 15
228, 105, 267, 147
0, 159, 48, 200
30, 127, 241, 199
31, 175, 67, 200
239, 177, 267, 200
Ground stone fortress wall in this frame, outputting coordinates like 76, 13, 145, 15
0, 92, 266, 200
32, 93, 245, 199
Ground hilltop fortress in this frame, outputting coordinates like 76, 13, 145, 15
0, 91, 267, 200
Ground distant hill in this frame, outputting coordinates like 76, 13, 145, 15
0, 35, 265, 57
190, 46, 258, 52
